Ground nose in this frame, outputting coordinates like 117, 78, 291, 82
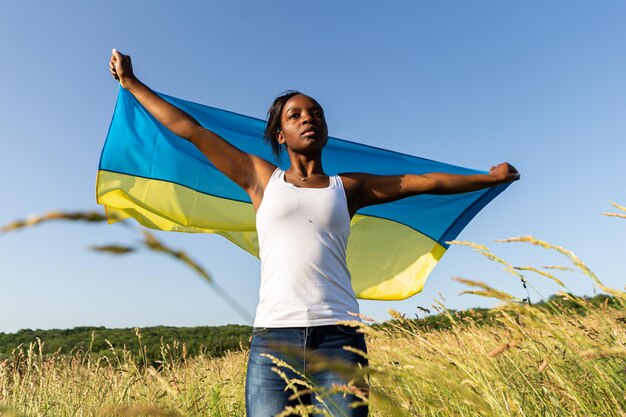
301, 111, 314, 125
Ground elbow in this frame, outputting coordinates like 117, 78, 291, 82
174, 121, 202, 143
414, 176, 443, 195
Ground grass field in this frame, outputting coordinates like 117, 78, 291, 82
1, 208, 625, 416
1, 286, 624, 416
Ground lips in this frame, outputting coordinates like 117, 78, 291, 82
302, 126, 319, 136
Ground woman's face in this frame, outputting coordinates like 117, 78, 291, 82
277, 94, 328, 154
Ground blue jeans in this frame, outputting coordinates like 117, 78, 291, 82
245, 325, 368, 417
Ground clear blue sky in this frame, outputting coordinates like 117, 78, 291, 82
1, 1, 624, 333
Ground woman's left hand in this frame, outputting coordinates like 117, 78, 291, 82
489, 162, 520, 184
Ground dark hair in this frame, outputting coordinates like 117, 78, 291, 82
264, 90, 303, 160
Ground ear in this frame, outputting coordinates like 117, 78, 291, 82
276, 130, 285, 145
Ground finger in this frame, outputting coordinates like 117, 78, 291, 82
109, 62, 119, 75
112, 48, 123, 64
113, 48, 131, 63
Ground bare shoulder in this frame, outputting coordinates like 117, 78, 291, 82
338, 172, 367, 184
245, 156, 277, 212
250, 155, 277, 189
338, 172, 370, 198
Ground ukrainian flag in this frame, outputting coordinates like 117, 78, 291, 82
97, 88, 510, 300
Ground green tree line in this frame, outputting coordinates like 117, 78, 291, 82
1, 294, 620, 362
0, 324, 252, 361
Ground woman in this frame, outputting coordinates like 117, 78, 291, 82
109, 49, 519, 417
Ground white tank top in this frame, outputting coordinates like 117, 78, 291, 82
253, 168, 361, 327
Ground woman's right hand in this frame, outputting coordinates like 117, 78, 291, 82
109, 48, 136, 89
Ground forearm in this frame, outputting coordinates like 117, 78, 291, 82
124, 78, 201, 141
417, 172, 502, 195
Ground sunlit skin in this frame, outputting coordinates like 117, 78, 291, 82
109, 49, 520, 217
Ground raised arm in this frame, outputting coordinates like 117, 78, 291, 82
341, 162, 520, 216
109, 49, 275, 209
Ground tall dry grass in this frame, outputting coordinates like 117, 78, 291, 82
1, 290, 623, 416
1, 204, 625, 416
0, 337, 248, 417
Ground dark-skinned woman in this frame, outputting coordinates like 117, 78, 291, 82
109, 49, 519, 417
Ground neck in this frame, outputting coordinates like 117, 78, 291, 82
287, 152, 325, 177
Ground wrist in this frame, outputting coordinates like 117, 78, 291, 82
486, 173, 505, 185
121, 75, 140, 91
